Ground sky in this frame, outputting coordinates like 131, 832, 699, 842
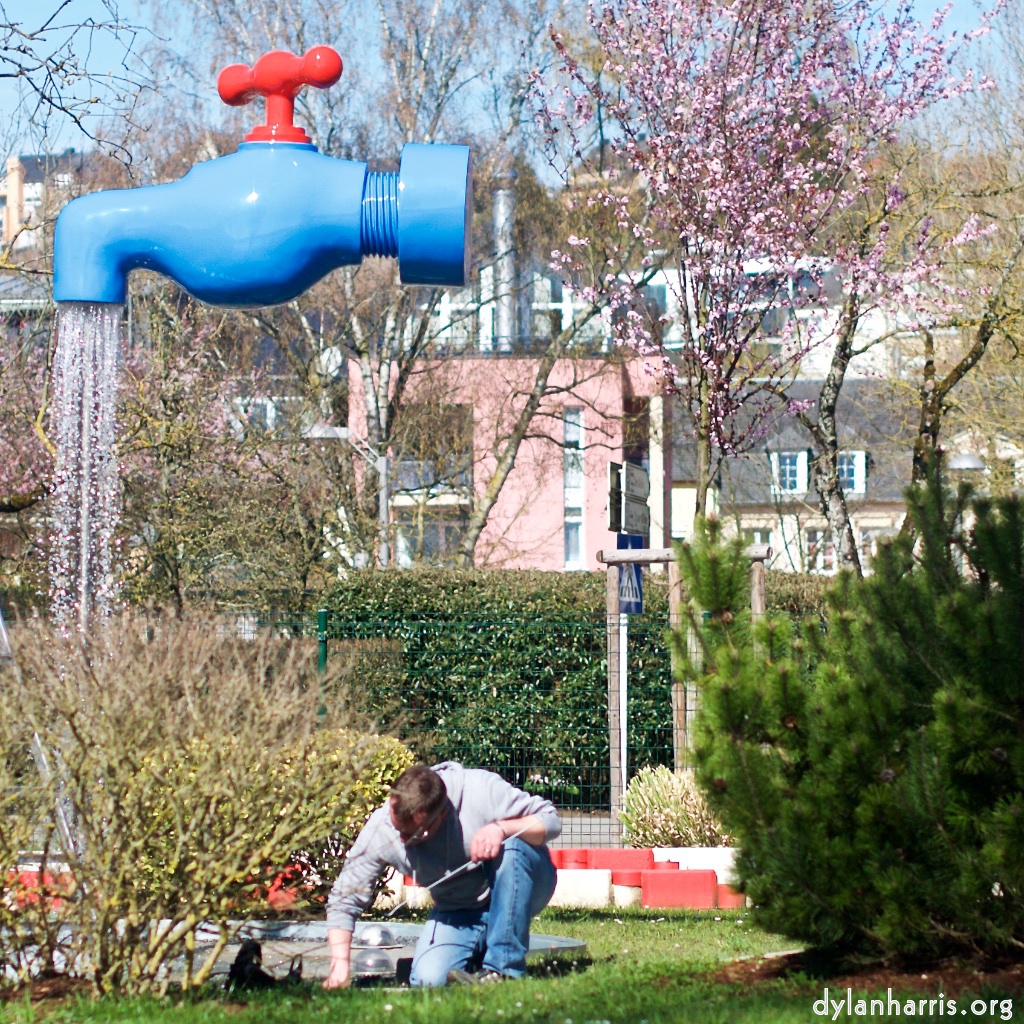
0, 0, 149, 157
0, 0, 1008, 159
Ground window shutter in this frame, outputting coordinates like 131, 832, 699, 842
797, 451, 810, 493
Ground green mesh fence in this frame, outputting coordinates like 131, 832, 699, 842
274, 612, 676, 815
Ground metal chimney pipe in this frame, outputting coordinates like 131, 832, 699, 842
493, 172, 517, 353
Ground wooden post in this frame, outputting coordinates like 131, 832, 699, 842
668, 558, 687, 772
751, 558, 766, 620
606, 565, 623, 820
599, 546, 768, 813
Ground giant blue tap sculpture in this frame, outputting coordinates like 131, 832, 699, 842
53, 46, 471, 307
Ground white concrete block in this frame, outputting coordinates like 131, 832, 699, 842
548, 868, 612, 909
653, 846, 737, 884
612, 884, 642, 908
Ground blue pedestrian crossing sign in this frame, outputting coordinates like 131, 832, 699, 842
619, 563, 643, 615
617, 533, 644, 615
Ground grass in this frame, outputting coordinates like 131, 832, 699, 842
0, 908, 1016, 1024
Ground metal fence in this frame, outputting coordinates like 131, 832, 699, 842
286, 611, 676, 825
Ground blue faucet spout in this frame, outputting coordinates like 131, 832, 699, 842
54, 142, 470, 307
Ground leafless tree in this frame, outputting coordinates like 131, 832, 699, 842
121, 0, 648, 580
0, 0, 150, 161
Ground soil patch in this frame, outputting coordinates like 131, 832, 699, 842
713, 950, 1024, 998
0, 973, 94, 1003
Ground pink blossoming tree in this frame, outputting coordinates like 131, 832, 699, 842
538, 0, 992, 564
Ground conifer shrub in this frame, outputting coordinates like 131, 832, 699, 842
677, 471, 1024, 962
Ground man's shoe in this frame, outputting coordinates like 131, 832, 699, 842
446, 968, 507, 985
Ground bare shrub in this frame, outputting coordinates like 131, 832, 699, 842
0, 611, 410, 995
620, 766, 732, 848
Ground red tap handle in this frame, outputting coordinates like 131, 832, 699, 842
218, 46, 343, 144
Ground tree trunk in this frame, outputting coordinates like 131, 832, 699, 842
692, 380, 711, 526
797, 289, 862, 574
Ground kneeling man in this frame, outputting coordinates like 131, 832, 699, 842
323, 761, 560, 988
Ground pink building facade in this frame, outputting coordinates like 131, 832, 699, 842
346, 354, 670, 571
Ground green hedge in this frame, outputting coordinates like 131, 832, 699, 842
324, 566, 665, 619
322, 569, 674, 809
324, 565, 825, 620
764, 571, 831, 619
317, 565, 825, 809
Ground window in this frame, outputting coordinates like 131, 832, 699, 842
611, 286, 667, 344
564, 509, 583, 569
805, 528, 835, 574
233, 395, 304, 437
838, 451, 867, 494
564, 447, 584, 492
859, 528, 881, 568
564, 408, 584, 497
770, 451, 808, 495
743, 527, 772, 548
393, 404, 473, 494
759, 305, 791, 337
394, 508, 466, 567
564, 409, 584, 568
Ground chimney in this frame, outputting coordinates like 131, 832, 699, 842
493, 172, 517, 353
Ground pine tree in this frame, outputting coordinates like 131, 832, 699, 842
677, 466, 1024, 961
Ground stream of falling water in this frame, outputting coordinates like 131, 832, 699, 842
49, 302, 124, 634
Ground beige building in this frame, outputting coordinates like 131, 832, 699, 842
0, 149, 82, 251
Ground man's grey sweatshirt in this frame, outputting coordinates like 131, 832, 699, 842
326, 762, 561, 933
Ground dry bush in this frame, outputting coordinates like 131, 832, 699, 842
620, 766, 732, 849
0, 612, 410, 995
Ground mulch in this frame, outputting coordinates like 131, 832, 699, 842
1, 972, 94, 1003
712, 950, 1024, 998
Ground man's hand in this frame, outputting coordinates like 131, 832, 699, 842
470, 815, 548, 861
322, 960, 351, 989
470, 821, 507, 862
322, 928, 353, 989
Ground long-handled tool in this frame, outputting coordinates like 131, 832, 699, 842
386, 823, 532, 917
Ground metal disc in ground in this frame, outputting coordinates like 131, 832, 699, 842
357, 923, 395, 947
352, 948, 395, 976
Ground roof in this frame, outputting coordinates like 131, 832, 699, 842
16, 148, 84, 184
671, 378, 917, 505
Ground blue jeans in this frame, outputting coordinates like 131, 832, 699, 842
408, 839, 556, 986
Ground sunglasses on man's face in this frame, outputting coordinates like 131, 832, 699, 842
392, 806, 445, 844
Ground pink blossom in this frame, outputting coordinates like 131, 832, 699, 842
534, 0, 990, 510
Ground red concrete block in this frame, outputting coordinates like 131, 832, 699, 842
652, 861, 680, 870
611, 869, 643, 887
641, 869, 719, 909
548, 849, 565, 869
559, 848, 590, 868
717, 883, 746, 909
6, 868, 73, 910
588, 849, 655, 872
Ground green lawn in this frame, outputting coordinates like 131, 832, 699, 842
0, 909, 1016, 1024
